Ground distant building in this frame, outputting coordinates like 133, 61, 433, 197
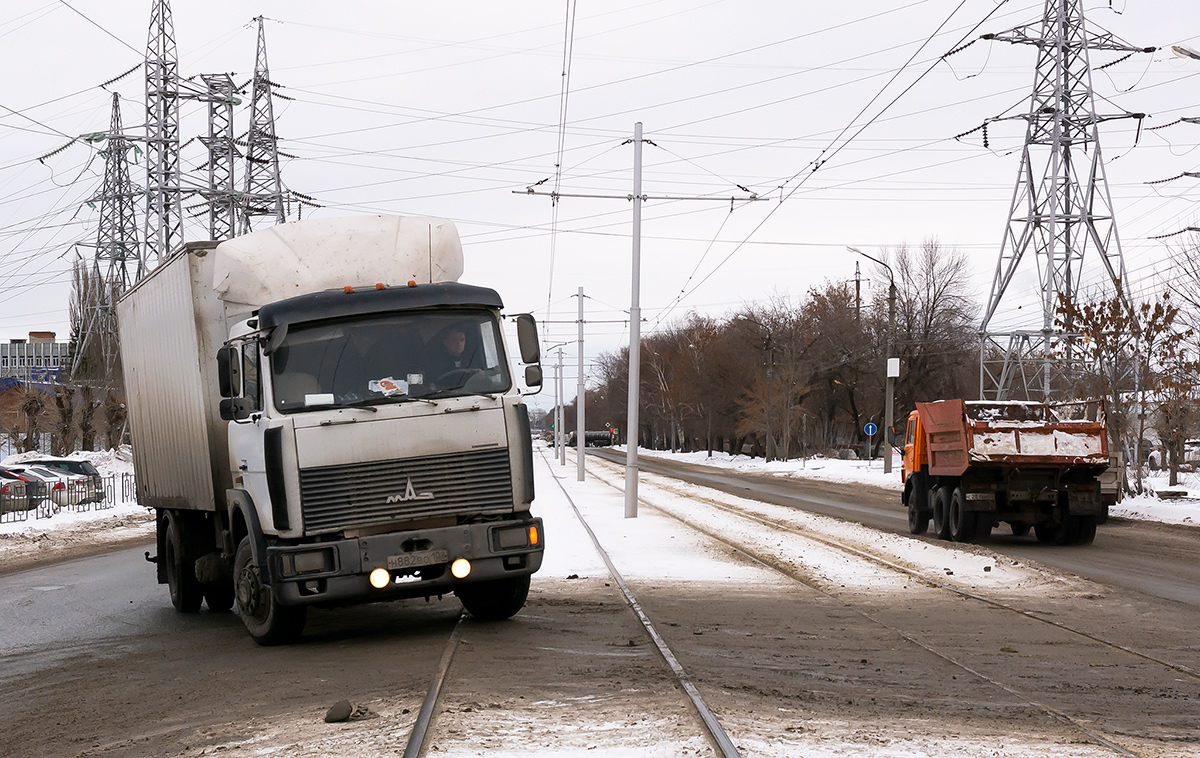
0, 332, 69, 383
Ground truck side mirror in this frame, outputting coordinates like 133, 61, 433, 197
219, 397, 253, 421
524, 365, 543, 388
217, 346, 241, 398
515, 314, 540, 364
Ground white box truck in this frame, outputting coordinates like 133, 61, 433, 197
118, 215, 545, 644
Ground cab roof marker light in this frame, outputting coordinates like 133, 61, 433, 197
407, 279, 418, 287
343, 285, 354, 294
375, 282, 386, 290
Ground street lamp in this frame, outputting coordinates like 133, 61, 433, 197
847, 246, 898, 474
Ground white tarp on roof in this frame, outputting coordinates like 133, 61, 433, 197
211, 215, 463, 315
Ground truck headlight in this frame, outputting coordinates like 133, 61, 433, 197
451, 558, 471, 579
369, 568, 391, 588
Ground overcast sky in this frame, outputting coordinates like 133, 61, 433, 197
1, 0, 1198, 405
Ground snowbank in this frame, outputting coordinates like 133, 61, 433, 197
626, 445, 1200, 528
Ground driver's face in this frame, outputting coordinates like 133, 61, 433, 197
442, 330, 466, 356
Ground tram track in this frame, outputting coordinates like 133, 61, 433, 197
583, 453, 1198, 757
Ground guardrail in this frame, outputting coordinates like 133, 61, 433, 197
0, 472, 136, 524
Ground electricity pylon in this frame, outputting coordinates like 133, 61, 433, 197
978, 0, 1151, 400
198, 73, 241, 242
240, 16, 286, 233
75, 93, 140, 379
143, 0, 183, 275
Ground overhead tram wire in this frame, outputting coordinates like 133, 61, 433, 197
662, 0, 1015, 314
546, 0, 579, 325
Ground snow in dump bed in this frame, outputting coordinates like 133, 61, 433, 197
970, 429, 1105, 459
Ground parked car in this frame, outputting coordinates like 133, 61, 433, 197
3, 465, 82, 509
0, 465, 42, 513
0, 472, 30, 514
22, 457, 103, 504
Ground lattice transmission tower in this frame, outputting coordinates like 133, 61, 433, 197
240, 16, 286, 234
75, 93, 140, 379
198, 73, 241, 242
977, 0, 1152, 401
143, 0, 183, 275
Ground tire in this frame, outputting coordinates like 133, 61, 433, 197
1073, 515, 1097, 545
932, 488, 952, 540
234, 537, 307, 645
1009, 521, 1031, 537
948, 487, 979, 543
204, 581, 235, 612
1034, 520, 1061, 543
164, 514, 203, 613
456, 575, 531, 621
906, 485, 929, 535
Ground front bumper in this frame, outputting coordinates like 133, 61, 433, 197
267, 515, 544, 606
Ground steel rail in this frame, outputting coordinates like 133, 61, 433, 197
402, 612, 467, 758
585, 455, 1145, 758
542, 453, 741, 758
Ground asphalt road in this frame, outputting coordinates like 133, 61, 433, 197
595, 448, 1200, 610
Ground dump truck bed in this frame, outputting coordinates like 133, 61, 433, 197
915, 399, 1108, 478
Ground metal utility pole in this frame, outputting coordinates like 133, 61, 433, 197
199, 74, 240, 242
625, 122, 643, 517
514, 121, 764, 517
557, 349, 566, 466
978, 0, 1151, 400
577, 287, 586, 482
848, 247, 896, 474
143, 0, 183, 274
75, 93, 141, 379
240, 16, 286, 234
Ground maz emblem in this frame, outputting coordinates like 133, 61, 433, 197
386, 477, 435, 503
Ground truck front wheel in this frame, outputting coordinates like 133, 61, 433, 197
164, 513, 202, 613
234, 537, 307, 645
906, 485, 929, 535
456, 576, 530, 621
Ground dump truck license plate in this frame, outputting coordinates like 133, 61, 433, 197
387, 549, 448, 570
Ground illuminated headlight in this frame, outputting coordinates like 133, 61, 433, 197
450, 558, 471, 579
369, 568, 391, 588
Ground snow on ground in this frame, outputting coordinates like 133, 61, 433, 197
627, 445, 1200, 528
0, 446, 152, 570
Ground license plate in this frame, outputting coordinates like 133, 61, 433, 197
387, 549, 448, 570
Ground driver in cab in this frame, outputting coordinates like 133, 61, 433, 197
429, 325, 484, 389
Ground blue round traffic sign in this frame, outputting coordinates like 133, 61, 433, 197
864, 422, 878, 436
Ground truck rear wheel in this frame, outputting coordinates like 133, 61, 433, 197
948, 487, 980, 543
1074, 515, 1097, 545
234, 537, 307, 645
456, 576, 530, 621
164, 513, 202, 613
906, 485, 929, 535
932, 488, 952, 540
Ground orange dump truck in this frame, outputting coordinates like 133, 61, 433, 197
901, 399, 1110, 546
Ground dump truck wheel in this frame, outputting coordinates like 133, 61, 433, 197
906, 486, 929, 535
948, 487, 979, 542
165, 513, 203, 613
932, 488, 952, 540
1073, 515, 1097, 545
1034, 521, 1060, 543
234, 537, 307, 645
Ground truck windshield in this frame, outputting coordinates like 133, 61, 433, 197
269, 309, 512, 412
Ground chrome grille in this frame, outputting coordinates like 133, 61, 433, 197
299, 448, 513, 533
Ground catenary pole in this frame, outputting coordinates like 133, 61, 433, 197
577, 287, 586, 482
625, 122, 643, 518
